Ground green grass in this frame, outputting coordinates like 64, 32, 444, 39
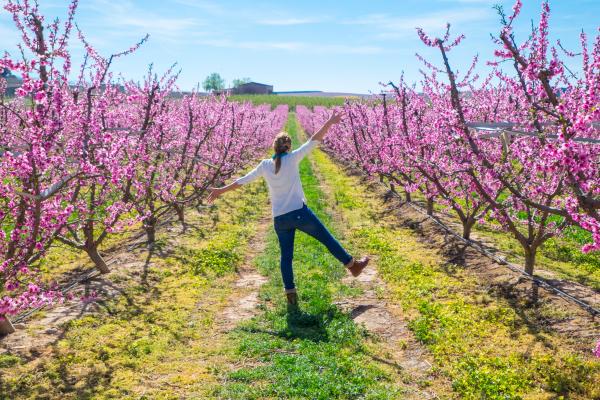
214, 114, 405, 399
310, 132, 600, 400
0, 179, 270, 399
475, 222, 600, 290
230, 94, 348, 110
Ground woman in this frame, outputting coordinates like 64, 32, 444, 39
207, 113, 369, 305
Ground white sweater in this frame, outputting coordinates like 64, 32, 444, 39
235, 139, 320, 217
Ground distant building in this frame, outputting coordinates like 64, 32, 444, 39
229, 82, 273, 95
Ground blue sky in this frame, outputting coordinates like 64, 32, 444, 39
1, 0, 598, 93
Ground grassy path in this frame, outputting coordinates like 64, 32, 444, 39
212, 115, 409, 399
212, 113, 599, 399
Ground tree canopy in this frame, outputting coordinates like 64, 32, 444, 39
232, 77, 251, 88
202, 72, 225, 92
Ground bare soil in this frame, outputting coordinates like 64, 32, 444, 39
311, 156, 452, 399
218, 215, 270, 332
401, 196, 600, 312
387, 199, 598, 348
336, 266, 447, 399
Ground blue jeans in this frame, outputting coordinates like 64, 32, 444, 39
274, 204, 352, 292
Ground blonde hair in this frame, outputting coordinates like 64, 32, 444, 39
273, 132, 291, 174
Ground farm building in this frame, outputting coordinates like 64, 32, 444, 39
231, 82, 273, 95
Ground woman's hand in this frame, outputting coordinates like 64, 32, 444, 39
206, 182, 241, 203
206, 187, 224, 203
328, 112, 342, 125
312, 112, 343, 142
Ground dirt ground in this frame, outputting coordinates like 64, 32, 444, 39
218, 215, 271, 332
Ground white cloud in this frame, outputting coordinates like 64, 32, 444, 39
198, 39, 302, 51
441, 0, 495, 3
240, 41, 304, 51
0, 25, 21, 52
171, 0, 226, 15
445, 0, 498, 2
346, 8, 491, 39
81, 0, 205, 39
111, 15, 200, 36
196, 39, 383, 54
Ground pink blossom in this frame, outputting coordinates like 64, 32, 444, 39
0, 1, 286, 317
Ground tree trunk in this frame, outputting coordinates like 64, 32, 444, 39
524, 247, 536, 275
175, 204, 185, 224
145, 217, 157, 245
405, 191, 412, 202
426, 198, 434, 216
529, 281, 540, 304
84, 245, 110, 274
462, 217, 475, 240
0, 315, 16, 335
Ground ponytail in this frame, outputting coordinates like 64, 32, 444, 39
272, 133, 292, 175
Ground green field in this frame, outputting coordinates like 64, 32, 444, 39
230, 94, 349, 110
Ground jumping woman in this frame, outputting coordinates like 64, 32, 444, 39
207, 113, 369, 305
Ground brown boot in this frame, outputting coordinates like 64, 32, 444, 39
286, 291, 298, 305
346, 256, 370, 277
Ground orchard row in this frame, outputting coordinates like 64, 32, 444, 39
0, 1, 287, 322
297, 0, 599, 277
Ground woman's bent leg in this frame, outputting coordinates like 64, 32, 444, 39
296, 207, 353, 265
275, 227, 297, 292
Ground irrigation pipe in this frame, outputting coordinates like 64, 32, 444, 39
378, 179, 599, 317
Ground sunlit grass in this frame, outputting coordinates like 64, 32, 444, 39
408, 189, 600, 290
214, 113, 406, 399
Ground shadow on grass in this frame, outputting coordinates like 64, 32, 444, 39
235, 306, 337, 343
285, 305, 329, 342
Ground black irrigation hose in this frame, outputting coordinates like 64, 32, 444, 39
377, 180, 599, 317
9, 170, 598, 327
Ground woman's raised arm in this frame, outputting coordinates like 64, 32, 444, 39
310, 112, 342, 142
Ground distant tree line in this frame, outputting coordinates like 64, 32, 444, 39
202, 73, 251, 92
